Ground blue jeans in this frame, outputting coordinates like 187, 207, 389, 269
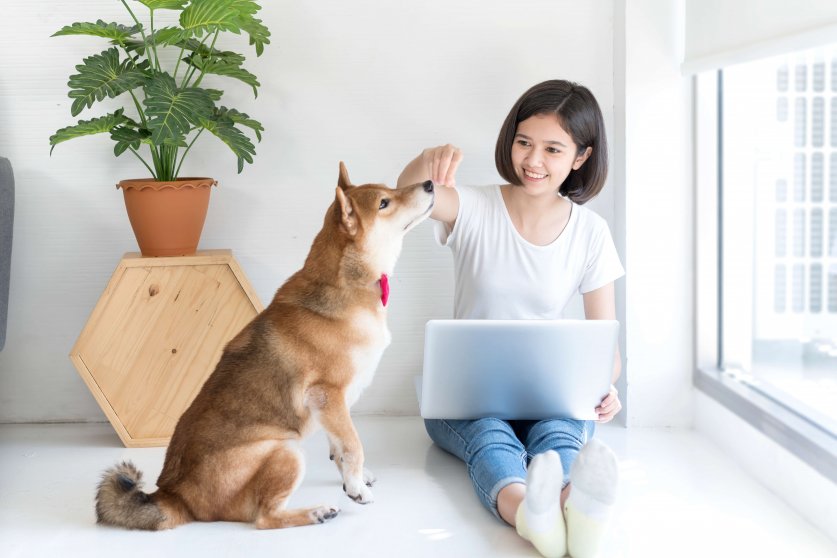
425, 418, 595, 520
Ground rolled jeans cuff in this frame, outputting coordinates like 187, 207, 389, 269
487, 475, 527, 521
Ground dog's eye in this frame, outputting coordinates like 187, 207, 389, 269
379, 198, 390, 210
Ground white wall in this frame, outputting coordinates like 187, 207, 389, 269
618, 0, 694, 427
0, 0, 618, 421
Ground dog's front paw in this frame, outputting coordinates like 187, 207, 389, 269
311, 505, 340, 524
363, 467, 377, 487
343, 477, 374, 504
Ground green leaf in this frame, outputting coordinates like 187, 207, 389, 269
52, 20, 141, 42
204, 88, 223, 101
179, 0, 241, 39
110, 125, 151, 156
179, 39, 245, 65
144, 73, 215, 145
229, 0, 258, 17
147, 26, 185, 46
49, 109, 128, 153
120, 27, 184, 54
238, 16, 270, 56
185, 53, 259, 97
135, 0, 188, 10
67, 48, 150, 116
201, 109, 256, 173
231, 1, 270, 55
219, 106, 263, 141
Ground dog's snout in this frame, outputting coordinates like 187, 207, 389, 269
422, 180, 434, 193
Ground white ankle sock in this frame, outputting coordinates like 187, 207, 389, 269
564, 439, 619, 558
515, 450, 567, 558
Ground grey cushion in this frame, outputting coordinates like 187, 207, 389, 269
0, 157, 13, 350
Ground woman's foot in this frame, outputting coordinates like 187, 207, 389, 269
515, 450, 567, 558
564, 439, 619, 558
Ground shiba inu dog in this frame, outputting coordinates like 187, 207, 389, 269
95, 163, 434, 530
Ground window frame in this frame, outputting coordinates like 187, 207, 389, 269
693, 70, 837, 484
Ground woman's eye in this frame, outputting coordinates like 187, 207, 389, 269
516, 139, 530, 147
379, 199, 390, 210
547, 147, 561, 154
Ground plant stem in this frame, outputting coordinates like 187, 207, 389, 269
149, 144, 163, 179
192, 31, 219, 88
173, 46, 185, 80
181, 63, 198, 89
119, 44, 140, 72
120, 0, 154, 68
119, 45, 151, 128
121, 0, 163, 179
158, 144, 177, 181
174, 128, 205, 179
181, 33, 212, 88
168, 144, 178, 180
149, 10, 161, 71
121, 49, 159, 177
128, 147, 157, 179
129, 87, 162, 178
128, 90, 149, 128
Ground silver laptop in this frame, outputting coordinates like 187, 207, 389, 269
415, 319, 619, 420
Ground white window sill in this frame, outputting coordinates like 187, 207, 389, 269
694, 367, 837, 483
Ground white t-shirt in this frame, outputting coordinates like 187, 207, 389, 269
435, 184, 624, 319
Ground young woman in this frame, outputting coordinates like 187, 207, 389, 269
398, 80, 623, 558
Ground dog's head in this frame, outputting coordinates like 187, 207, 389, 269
332, 162, 434, 276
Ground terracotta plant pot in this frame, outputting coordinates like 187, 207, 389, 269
117, 177, 217, 257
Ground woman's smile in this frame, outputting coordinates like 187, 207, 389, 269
522, 168, 548, 181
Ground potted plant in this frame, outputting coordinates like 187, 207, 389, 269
49, 0, 269, 256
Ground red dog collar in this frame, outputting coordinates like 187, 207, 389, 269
379, 274, 389, 307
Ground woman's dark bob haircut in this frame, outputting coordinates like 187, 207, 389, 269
495, 79, 608, 205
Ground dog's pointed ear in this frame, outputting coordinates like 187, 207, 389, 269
338, 161, 353, 191
335, 186, 357, 236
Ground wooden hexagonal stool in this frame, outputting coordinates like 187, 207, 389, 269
70, 250, 263, 447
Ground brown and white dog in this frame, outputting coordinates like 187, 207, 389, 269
95, 163, 434, 530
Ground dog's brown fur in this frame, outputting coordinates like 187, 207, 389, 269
96, 163, 434, 530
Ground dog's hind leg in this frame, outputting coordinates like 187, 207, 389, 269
252, 444, 340, 529
154, 491, 194, 530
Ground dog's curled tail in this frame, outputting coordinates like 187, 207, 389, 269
96, 461, 165, 530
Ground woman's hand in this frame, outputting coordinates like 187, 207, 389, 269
397, 144, 462, 224
596, 384, 622, 423
422, 144, 463, 189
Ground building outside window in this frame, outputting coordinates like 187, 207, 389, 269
720, 43, 837, 436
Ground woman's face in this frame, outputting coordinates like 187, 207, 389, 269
510, 113, 591, 196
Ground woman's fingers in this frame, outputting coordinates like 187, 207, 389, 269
444, 147, 463, 188
425, 144, 461, 188
596, 388, 622, 422
596, 393, 614, 411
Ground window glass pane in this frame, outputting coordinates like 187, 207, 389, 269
794, 153, 806, 201
812, 152, 824, 202
722, 44, 837, 433
794, 98, 807, 147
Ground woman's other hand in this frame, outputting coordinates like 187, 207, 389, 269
596, 384, 621, 423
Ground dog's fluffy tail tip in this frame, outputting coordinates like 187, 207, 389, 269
95, 461, 163, 530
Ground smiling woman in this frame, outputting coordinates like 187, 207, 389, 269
495, 80, 608, 206
511, 114, 592, 191
396, 79, 623, 558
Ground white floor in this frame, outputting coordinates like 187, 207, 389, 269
1, 418, 834, 558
